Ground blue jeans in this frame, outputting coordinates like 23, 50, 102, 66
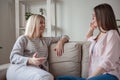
55, 74, 118, 80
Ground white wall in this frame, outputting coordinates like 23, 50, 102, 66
55, 0, 120, 41
0, 0, 120, 64
0, 0, 15, 64
28, 0, 49, 36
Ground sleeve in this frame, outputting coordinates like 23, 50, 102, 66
98, 31, 120, 72
10, 35, 29, 66
46, 35, 69, 46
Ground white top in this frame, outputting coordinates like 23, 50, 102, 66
88, 30, 120, 79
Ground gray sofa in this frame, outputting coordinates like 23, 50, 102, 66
0, 41, 90, 80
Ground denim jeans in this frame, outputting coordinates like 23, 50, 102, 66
55, 74, 118, 80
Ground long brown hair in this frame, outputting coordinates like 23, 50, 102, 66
94, 3, 120, 35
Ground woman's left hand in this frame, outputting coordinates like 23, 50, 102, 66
54, 41, 64, 56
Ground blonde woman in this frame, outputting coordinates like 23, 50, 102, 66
7, 14, 69, 80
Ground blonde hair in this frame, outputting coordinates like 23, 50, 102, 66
24, 14, 45, 38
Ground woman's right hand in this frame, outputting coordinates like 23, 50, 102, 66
86, 20, 97, 39
28, 53, 46, 66
90, 20, 97, 31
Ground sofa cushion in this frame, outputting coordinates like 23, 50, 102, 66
0, 69, 7, 80
0, 63, 10, 80
49, 42, 82, 77
81, 41, 91, 78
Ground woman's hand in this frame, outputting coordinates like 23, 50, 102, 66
90, 19, 97, 31
54, 40, 64, 56
28, 52, 46, 66
86, 19, 97, 39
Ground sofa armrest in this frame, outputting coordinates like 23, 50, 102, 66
0, 63, 10, 80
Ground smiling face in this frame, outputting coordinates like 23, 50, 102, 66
39, 18, 45, 34
36, 16, 45, 38
25, 15, 46, 38
35, 15, 45, 37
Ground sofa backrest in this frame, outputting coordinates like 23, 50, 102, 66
49, 41, 82, 77
49, 41, 90, 78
